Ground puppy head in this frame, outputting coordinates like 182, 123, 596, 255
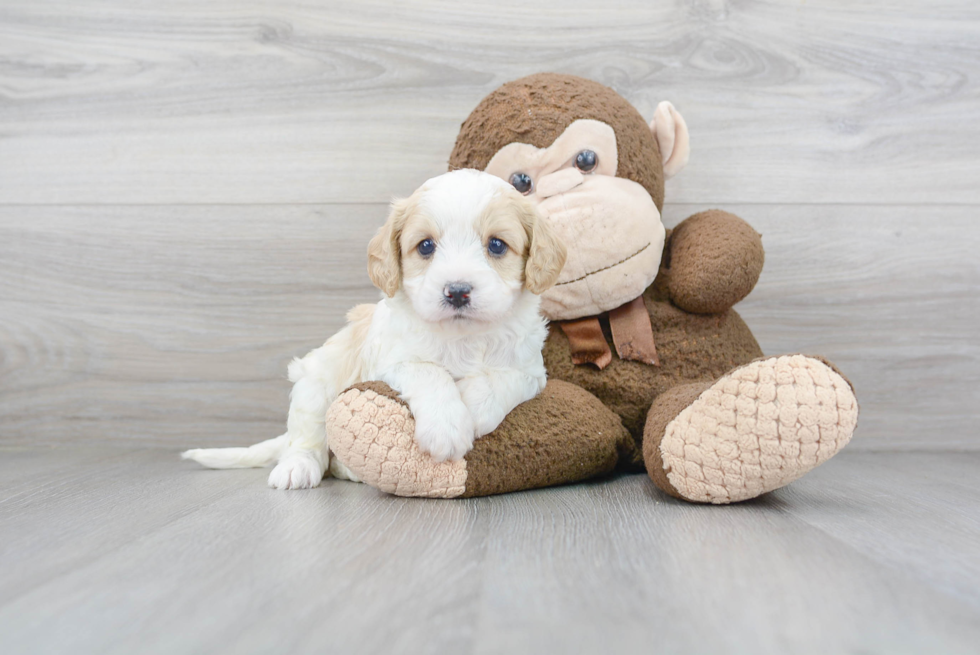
367, 169, 566, 326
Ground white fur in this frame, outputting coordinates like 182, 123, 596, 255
182, 170, 550, 490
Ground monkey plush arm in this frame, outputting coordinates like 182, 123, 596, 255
662, 210, 765, 314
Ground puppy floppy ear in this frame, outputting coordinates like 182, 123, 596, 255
367, 197, 412, 297
516, 196, 567, 294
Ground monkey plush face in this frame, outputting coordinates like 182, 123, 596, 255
449, 73, 689, 321
484, 119, 664, 319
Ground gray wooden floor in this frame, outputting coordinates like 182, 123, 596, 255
0, 448, 978, 654
3, 0, 980, 653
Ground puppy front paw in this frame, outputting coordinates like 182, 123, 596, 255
457, 376, 507, 437
268, 452, 326, 490
412, 400, 475, 462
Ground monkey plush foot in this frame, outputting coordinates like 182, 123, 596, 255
326, 380, 637, 498
643, 355, 858, 504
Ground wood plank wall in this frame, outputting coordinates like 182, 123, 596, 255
1, 1, 977, 449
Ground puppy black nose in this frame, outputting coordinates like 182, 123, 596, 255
444, 282, 472, 308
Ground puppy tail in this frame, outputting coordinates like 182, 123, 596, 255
181, 434, 289, 469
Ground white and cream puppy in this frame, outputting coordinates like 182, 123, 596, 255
182, 169, 567, 489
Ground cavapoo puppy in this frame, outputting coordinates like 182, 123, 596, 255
182, 169, 567, 489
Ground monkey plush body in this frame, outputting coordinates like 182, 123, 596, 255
326, 74, 858, 503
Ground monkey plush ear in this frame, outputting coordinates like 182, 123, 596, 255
650, 101, 690, 178
367, 198, 411, 297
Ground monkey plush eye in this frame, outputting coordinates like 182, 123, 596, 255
417, 239, 436, 256
575, 150, 598, 172
487, 237, 508, 256
509, 172, 533, 195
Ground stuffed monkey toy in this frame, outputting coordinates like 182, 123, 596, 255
326, 73, 858, 503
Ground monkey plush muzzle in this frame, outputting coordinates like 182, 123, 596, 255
535, 173, 666, 320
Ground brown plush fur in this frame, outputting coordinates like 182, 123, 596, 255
665, 210, 765, 314
461, 380, 636, 497
543, 278, 764, 448
449, 73, 667, 212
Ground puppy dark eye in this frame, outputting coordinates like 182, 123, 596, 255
488, 238, 508, 256
575, 150, 598, 172
509, 172, 533, 195
417, 239, 436, 256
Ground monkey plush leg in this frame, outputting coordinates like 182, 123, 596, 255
643, 354, 858, 504
326, 380, 637, 498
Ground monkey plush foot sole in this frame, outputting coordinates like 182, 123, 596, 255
326, 380, 636, 498
326, 383, 467, 498
643, 355, 858, 504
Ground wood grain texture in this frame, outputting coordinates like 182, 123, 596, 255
0, 204, 383, 446
1, 1, 979, 204
2, 3, 978, 653
0, 447, 978, 654
1, 204, 976, 449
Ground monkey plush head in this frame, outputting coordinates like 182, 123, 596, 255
449, 73, 690, 322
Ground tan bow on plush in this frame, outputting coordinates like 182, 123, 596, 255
558, 296, 660, 370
